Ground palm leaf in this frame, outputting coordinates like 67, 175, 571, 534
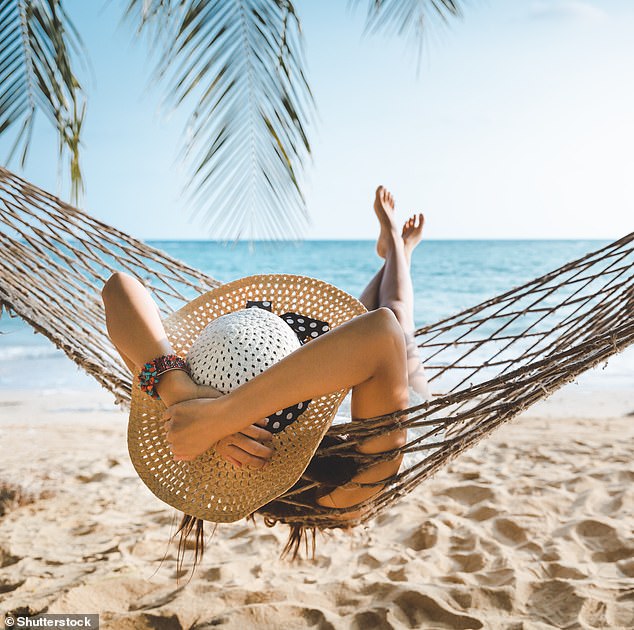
0, 0, 87, 203
126, 0, 314, 241
122, 0, 181, 41
353, 0, 464, 60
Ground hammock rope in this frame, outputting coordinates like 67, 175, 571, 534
1, 166, 632, 530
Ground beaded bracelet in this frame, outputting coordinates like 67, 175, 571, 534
138, 354, 190, 400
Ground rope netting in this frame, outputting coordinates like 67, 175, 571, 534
0, 167, 220, 404
1, 166, 632, 529
275, 233, 633, 527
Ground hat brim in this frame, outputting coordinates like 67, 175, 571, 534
128, 274, 367, 522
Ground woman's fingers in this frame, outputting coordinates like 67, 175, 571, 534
240, 424, 273, 442
224, 454, 243, 468
230, 433, 274, 458
213, 442, 243, 468
161, 403, 274, 465
217, 443, 269, 469
214, 428, 275, 468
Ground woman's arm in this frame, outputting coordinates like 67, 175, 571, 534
101, 272, 274, 468
163, 307, 410, 461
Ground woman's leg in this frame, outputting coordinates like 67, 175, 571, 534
358, 265, 384, 311
163, 308, 410, 469
317, 308, 411, 511
359, 190, 425, 326
368, 187, 430, 398
374, 187, 416, 333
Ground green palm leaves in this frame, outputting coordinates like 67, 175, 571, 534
0, 0, 86, 202
126, 0, 314, 240
0, 1, 464, 238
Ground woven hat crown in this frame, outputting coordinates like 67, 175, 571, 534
187, 307, 300, 394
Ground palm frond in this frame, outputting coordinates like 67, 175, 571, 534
122, 0, 181, 41
353, 0, 464, 60
0, 0, 87, 203
126, 0, 314, 241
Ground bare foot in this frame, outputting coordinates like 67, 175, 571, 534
401, 212, 425, 263
374, 185, 399, 259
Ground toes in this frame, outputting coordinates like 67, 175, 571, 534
402, 213, 425, 239
375, 185, 396, 211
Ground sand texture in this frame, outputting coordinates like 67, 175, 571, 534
0, 386, 633, 629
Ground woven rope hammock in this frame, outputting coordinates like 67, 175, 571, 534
1, 166, 632, 531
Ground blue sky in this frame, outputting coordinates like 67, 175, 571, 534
3, 0, 633, 240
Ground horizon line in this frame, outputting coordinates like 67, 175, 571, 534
143, 237, 617, 242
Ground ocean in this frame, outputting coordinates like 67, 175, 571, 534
0, 239, 631, 392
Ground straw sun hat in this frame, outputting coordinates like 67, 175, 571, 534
128, 274, 366, 523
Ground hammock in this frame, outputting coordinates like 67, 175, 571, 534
1, 166, 632, 531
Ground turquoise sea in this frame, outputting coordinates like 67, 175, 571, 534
1, 239, 631, 392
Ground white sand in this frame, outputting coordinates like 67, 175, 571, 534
0, 384, 633, 629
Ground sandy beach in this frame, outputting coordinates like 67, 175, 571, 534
0, 379, 633, 630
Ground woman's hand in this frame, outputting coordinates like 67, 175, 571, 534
214, 419, 274, 469
162, 398, 274, 466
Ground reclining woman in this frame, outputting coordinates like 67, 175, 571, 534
101, 185, 429, 551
